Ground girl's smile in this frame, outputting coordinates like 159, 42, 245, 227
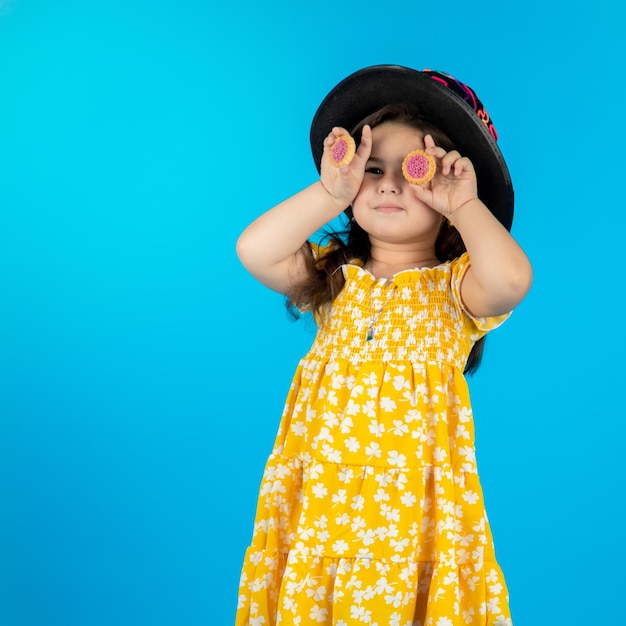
374, 203, 403, 213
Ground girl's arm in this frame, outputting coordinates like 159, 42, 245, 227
236, 126, 372, 294
236, 181, 347, 294
415, 135, 533, 318
449, 199, 532, 318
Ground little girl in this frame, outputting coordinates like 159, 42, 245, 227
235, 66, 532, 626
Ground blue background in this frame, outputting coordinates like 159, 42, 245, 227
1, 0, 624, 624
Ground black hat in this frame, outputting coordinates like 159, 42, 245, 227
310, 65, 514, 230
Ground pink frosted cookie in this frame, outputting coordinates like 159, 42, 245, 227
329, 133, 356, 167
402, 149, 437, 184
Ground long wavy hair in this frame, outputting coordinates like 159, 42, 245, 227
287, 103, 485, 374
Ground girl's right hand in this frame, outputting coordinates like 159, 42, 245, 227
319, 125, 372, 212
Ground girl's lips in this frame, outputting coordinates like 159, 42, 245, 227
375, 204, 403, 213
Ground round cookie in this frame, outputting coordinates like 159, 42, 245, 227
329, 133, 356, 167
402, 149, 437, 184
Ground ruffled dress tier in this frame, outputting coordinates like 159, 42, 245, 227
236, 253, 513, 626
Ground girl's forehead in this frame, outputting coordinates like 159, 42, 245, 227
372, 121, 425, 138
370, 122, 426, 152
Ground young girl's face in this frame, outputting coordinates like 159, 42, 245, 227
352, 121, 442, 248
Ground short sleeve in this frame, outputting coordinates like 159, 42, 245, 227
450, 253, 511, 337
310, 241, 329, 261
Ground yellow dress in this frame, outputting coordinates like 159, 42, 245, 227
236, 253, 513, 626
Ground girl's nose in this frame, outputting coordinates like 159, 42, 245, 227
378, 172, 401, 193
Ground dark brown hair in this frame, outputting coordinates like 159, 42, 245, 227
287, 103, 485, 374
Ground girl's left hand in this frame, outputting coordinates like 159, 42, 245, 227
411, 134, 479, 218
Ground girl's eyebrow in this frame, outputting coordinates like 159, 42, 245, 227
367, 155, 403, 166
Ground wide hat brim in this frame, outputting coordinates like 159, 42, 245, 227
310, 65, 514, 230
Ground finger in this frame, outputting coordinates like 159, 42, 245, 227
425, 144, 447, 160
355, 125, 372, 161
453, 156, 474, 176
439, 150, 463, 176
331, 127, 352, 145
410, 181, 434, 207
423, 134, 437, 150
441, 152, 472, 177
325, 127, 349, 145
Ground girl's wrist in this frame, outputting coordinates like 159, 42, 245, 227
317, 180, 352, 215
446, 197, 483, 226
